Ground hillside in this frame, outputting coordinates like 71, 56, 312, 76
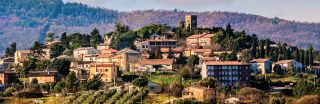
1, 0, 320, 54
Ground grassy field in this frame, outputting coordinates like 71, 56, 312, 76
3, 96, 66, 104
142, 94, 177, 104
270, 76, 296, 82
148, 72, 200, 87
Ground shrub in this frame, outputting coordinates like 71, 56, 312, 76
14, 91, 43, 98
73, 91, 94, 104
3, 87, 15, 97
295, 95, 320, 104
94, 90, 116, 104
83, 90, 104, 104
106, 90, 125, 104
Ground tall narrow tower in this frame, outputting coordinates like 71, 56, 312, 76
185, 15, 197, 30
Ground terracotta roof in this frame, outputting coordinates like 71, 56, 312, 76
146, 39, 178, 42
140, 59, 173, 65
202, 34, 215, 38
205, 61, 250, 65
160, 47, 184, 53
89, 63, 114, 67
97, 54, 114, 58
17, 50, 31, 53
186, 34, 204, 39
274, 60, 294, 64
83, 54, 99, 57
192, 49, 211, 53
201, 57, 216, 61
119, 48, 140, 54
101, 48, 119, 53
250, 58, 271, 63
28, 71, 57, 77
187, 33, 215, 39
74, 47, 95, 51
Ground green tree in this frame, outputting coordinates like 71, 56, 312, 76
251, 34, 258, 58
90, 28, 103, 48
179, 66, 192, 79
50, 43, 65, 58
65, 72, 79, 93
273, 64, 283, 75
4, 42, 16, 57
60, 32, 69, 48
176, 52, 187, 65
45, 32, 55, 43
238, 87, 267, 104
187, 55, 199, 68
132, 77, 148, 87
240, 49, 252, 63
31, 78, 38, 85
54, 81, 64, 93
49, 59, 70, 76
167, 47, 175, 59
308, 44, 314, 65
198, 77, 216, 88
30, 41, 45, 58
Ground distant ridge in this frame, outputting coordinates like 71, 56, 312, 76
0, 0, 320, 54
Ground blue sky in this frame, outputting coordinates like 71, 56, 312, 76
63, 0, 320, 23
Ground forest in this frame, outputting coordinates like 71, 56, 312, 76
1, 0, 320, 56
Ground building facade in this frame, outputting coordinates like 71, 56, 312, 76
14, 50, 31, 65
73, 47, 99, 60
186, 33, 215, 49
139, 59, 174, 71
0, 71, 17, 85
201, 61, 251, 87
273, 60, 303, 73
89, 63, 117, 82
250, 58, 272, 74
182, 86, 215, 102
185, 15, 197, 30
28, 71, 57, 84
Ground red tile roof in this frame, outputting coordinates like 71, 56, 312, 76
101, 48, 119, 53
186, 33, 215, 39
186, 34, 204, 39
17, 50, 31, 53
192, 49, 211, 53
140, 59, 173, 65
205, 61, 249, 65
160, 47, 184, 53
97, 54, 114, 58
274, 60, 294, 64
89, 63, 114, 67
250, 58, 271, 63
28, 71, 57, 77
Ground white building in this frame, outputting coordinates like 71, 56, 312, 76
273, 60, 303, 73
139, 59, 174, 71
250, 58, 272, 74
73, 47, 99, 60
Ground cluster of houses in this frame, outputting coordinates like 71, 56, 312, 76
0, 15, 320, 103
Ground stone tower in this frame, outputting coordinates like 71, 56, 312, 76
185, 15, 197, 30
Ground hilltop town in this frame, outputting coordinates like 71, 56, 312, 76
0, 15, 320, 104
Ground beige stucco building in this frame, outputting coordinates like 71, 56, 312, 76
186, 33, 215, 49
89, 63, 117, 82
28, 71, 57, 84
182, 86, 215, 102
14, 50, 31, 65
